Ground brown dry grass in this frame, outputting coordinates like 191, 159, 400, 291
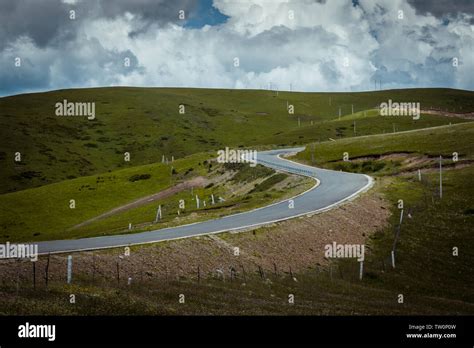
0, 185, 390, 286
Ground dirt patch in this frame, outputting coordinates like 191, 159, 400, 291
225, 190, 390, 272
346, 153, 473, 175
0, 187, 390, 284
399, 161, 474, 176
421, 109, 474, 120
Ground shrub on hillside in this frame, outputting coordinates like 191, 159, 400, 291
128, 174, 152, 182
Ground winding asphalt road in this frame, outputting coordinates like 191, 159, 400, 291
35, 147, 373, 254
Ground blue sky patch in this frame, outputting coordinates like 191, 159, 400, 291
184, 0, 229, 28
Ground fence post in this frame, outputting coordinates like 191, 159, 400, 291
240, 264, 247, 282
67, 255, 72, 284
32, 261, 36, 290
92, 254, 96, 281
116, 261, 120, 285
258, 265, 264, 279
16, 259, 20, 296
439, 155, 443, 199
45, 253, 50, 287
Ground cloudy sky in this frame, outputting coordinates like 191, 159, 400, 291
0, 0, 473, 96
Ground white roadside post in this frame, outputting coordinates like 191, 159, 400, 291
67, 255, 72, 284
155, 205, 162, 223
196, 195, 200, 209
391, 209, 404, 269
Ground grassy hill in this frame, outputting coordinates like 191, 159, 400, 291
0, 91, 473, 315
294, 122, 474, 174
1, 87, 473, 193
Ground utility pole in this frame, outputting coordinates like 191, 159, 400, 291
439, 156, 443, 199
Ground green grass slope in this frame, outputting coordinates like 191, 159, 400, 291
295, 122, 474, 172
0, 150, 313, 243
1, 87, 473, 193
0, 152, 209, 242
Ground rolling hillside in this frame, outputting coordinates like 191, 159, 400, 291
1, 87, 473, 193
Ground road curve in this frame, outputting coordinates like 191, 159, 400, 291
35, 147, 373, 254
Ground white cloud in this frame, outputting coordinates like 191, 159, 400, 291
1, 0, 473, 95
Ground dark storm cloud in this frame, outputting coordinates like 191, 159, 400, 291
95, 0, 197, 21
1, 0, 473, 96
408, 0, 474, 18
0, 0, 73, 49
0, 0, 198, 49
0, 34, 144, 96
